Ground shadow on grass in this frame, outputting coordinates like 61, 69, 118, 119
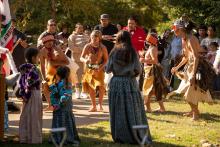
148, 111, 220, 123
148, 116, 177, 124
153, 141, 185, 147
1, 127, 186, 147
200, 112, 220, 122
150, 110, 184, 116
78, 126, 111, 138
78, 126, 184, 147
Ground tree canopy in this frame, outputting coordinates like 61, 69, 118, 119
9, 0, 163, 35
9, 0, 220, 36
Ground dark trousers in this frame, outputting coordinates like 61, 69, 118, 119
214, 74, 220, 91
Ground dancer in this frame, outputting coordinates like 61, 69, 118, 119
80, 30, 108, 112
141, 33, 168, 112
39, 34, 69, 111
171, 19, 213, 120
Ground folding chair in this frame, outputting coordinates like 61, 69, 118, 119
132, 125, 152, 147
50, 127, 67, 147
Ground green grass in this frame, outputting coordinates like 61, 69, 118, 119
1, 99, 220, 147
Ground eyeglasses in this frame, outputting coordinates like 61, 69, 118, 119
49, 24, 56, 26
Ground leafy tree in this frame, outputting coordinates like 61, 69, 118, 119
164, 0, 220, 36
9, 0, 164, 37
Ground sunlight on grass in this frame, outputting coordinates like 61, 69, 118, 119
1, 100, 220, 147
77, 99, 220, 147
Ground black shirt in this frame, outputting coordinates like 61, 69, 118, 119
12, 28, 27, 70
94, 23, 118, 54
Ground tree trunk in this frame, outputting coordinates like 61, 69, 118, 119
51, 0, 56, 19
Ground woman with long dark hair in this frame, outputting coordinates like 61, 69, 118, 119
171, 19, 213, 120
106, 30, 151, 144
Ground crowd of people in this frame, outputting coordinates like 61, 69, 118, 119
0, 13, 220, 146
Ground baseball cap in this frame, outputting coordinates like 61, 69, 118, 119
100, 14, 109, 19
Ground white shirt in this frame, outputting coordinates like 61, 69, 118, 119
200, 37, 220, 49
213, 49, 220, 74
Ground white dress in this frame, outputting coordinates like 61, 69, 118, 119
175, 54, 213, 105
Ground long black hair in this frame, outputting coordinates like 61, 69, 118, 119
24, 48, 39, 64
111, 30, 136, 63
55, 66, 70, 88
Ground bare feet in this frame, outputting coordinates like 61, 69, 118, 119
43, 106, 53, 111
192, 110, 200, 121
145, 108, 152, 113
153, 108, 166, 113
183, 111, 193, 117
98, 105, 104, 112
88, 107, 97, 112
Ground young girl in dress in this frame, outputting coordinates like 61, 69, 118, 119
19, 48, 42, 144
49, 66, 80, 145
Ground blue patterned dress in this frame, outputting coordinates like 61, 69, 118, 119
106, 49, 152, 144
49, 80, 80, 144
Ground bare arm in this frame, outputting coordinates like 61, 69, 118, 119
189, 36, 199, 77
50, 47, 69, 66
140, 46, 158, 64
39, 50, 46, 81
149, 46, 158, 64
175, 56, 187, 70
80, 44, 90, 64
99, 46, 108, 71
171, 50, 187, 75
